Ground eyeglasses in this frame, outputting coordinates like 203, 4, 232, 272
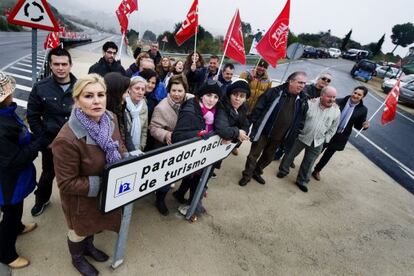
106, 50, 117, 55
321, 77, 331, 83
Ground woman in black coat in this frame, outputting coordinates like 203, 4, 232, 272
0, 72, 49, 269
172, 80, 232, 219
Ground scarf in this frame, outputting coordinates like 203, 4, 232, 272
125, 96, 143, 150
337, 98, 356, 133
199, 102, 216, 133
75, 108, 121, 164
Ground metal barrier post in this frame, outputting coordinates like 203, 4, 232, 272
111, 203, 133, 268
185, 165, 212, 220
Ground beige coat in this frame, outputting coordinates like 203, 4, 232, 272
149, 93, 193, 146
51, 111, 124, 236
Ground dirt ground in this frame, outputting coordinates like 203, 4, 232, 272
1, 50, 413, 275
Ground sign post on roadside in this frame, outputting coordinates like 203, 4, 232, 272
7, 0, 59, 84
101, 134, 237, 268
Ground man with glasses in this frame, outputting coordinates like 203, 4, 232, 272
303, 73, 333, 99
239, 71, 309, 187
88, 41, 126, 77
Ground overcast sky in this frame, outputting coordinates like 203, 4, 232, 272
49, 0, 413, 56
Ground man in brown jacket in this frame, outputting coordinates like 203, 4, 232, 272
239, 59, 272, 114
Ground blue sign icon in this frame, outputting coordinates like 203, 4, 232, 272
114, 173, 136, 198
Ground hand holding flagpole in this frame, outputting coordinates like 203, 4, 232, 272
355, 79, 400, 137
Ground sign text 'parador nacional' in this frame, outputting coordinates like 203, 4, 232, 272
101, 135, 236, 213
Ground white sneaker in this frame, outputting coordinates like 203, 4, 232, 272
178, 205, 190, 216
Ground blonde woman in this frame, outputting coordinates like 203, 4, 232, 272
51, 74, 125, 275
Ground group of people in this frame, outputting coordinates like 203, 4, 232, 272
0, 40, 369, 275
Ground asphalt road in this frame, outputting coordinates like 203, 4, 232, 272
1, 35, 413, 195
236, 59, 414, 194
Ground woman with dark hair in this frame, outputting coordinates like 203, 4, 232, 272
0, 72, 49, 269
220, 79, 251, 155
149, 74, 193, 215
172, 80, 232, 220
156, 57, 171, 83
51, 74, 125, 275
164, 59, 184, 86
184, 51, 205, 94
104, 72, 130, 145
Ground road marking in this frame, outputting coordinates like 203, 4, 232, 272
10, 66, 32, 73
4, 72, 32, 81
354, 129, 414, 181
16, 84, 32, 91
1, 53, 32, 71
17, 62, 41, 69
14, 98, 27, 108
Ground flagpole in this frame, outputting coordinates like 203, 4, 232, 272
354, 100, 386, 138
193, 21, 198, 57
217, 9, 237, 77
118, 31, 125, 61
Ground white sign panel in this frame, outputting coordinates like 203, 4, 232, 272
101, 135, 236, 213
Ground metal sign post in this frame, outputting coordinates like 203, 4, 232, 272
102, 134, 236, 268
32, 28, 37, 84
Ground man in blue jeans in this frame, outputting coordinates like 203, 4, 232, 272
277, 86, 340, 192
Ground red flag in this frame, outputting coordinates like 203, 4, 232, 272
116, 2, 129, 34
174, 0, 198, 46
381, 79, 400, 125
43, 32, 60, 49
256, 0, 290, 67
121, 0, 138, 14
223, 9, 246, 64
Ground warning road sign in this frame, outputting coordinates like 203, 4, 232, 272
7, 0, 59, 31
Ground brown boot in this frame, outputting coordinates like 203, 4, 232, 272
84, 236, 109, 262
67, 238, 99, 276
8, 256, 29, 269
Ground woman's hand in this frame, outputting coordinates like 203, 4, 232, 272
191, 62, 196, 72
238, 130, 249, 142
165, 132, 172, 145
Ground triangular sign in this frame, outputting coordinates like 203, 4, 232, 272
7, 0, 60, 31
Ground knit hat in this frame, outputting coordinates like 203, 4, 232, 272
196, 80, 222, 99
257, 59, 269, 69
226, 79, 251, 99
0, 72, 16, 103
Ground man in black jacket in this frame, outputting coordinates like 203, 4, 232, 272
147, 41, 162, 66
27, 48, 77, 216
312, 86, 369, 181
88, 41, 126, 77
239, 71, 309, 186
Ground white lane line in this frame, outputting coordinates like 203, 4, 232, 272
14, 98, 27, 108
16, 84, 32, 92
4, 72, 31, 81
1, 53, 32, 71
10, 66, 32, 73
354, 129, 414, 180
365, 86, 414, 124
17, 62, 41, 69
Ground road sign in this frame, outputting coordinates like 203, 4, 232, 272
7, 0, 59, 31
286, 43, 304, 60
101, 134, 236, 213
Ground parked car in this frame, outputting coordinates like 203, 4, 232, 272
328, 48, 341, 58
375, 66, 400, 79
382, 74, 414, 93
303, 46, 318, 58
316, 48, 330, 58
343, 49, 370, 61
399, 82, 414, 105
350, 59, 376, 82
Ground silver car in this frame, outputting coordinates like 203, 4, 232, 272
376, 66, 400, 78
382, 74, 414, 93
399, 82, 414, 105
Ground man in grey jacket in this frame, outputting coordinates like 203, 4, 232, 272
277, 86, 340, 192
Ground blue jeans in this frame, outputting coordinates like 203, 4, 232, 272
279, 139, 323, 186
